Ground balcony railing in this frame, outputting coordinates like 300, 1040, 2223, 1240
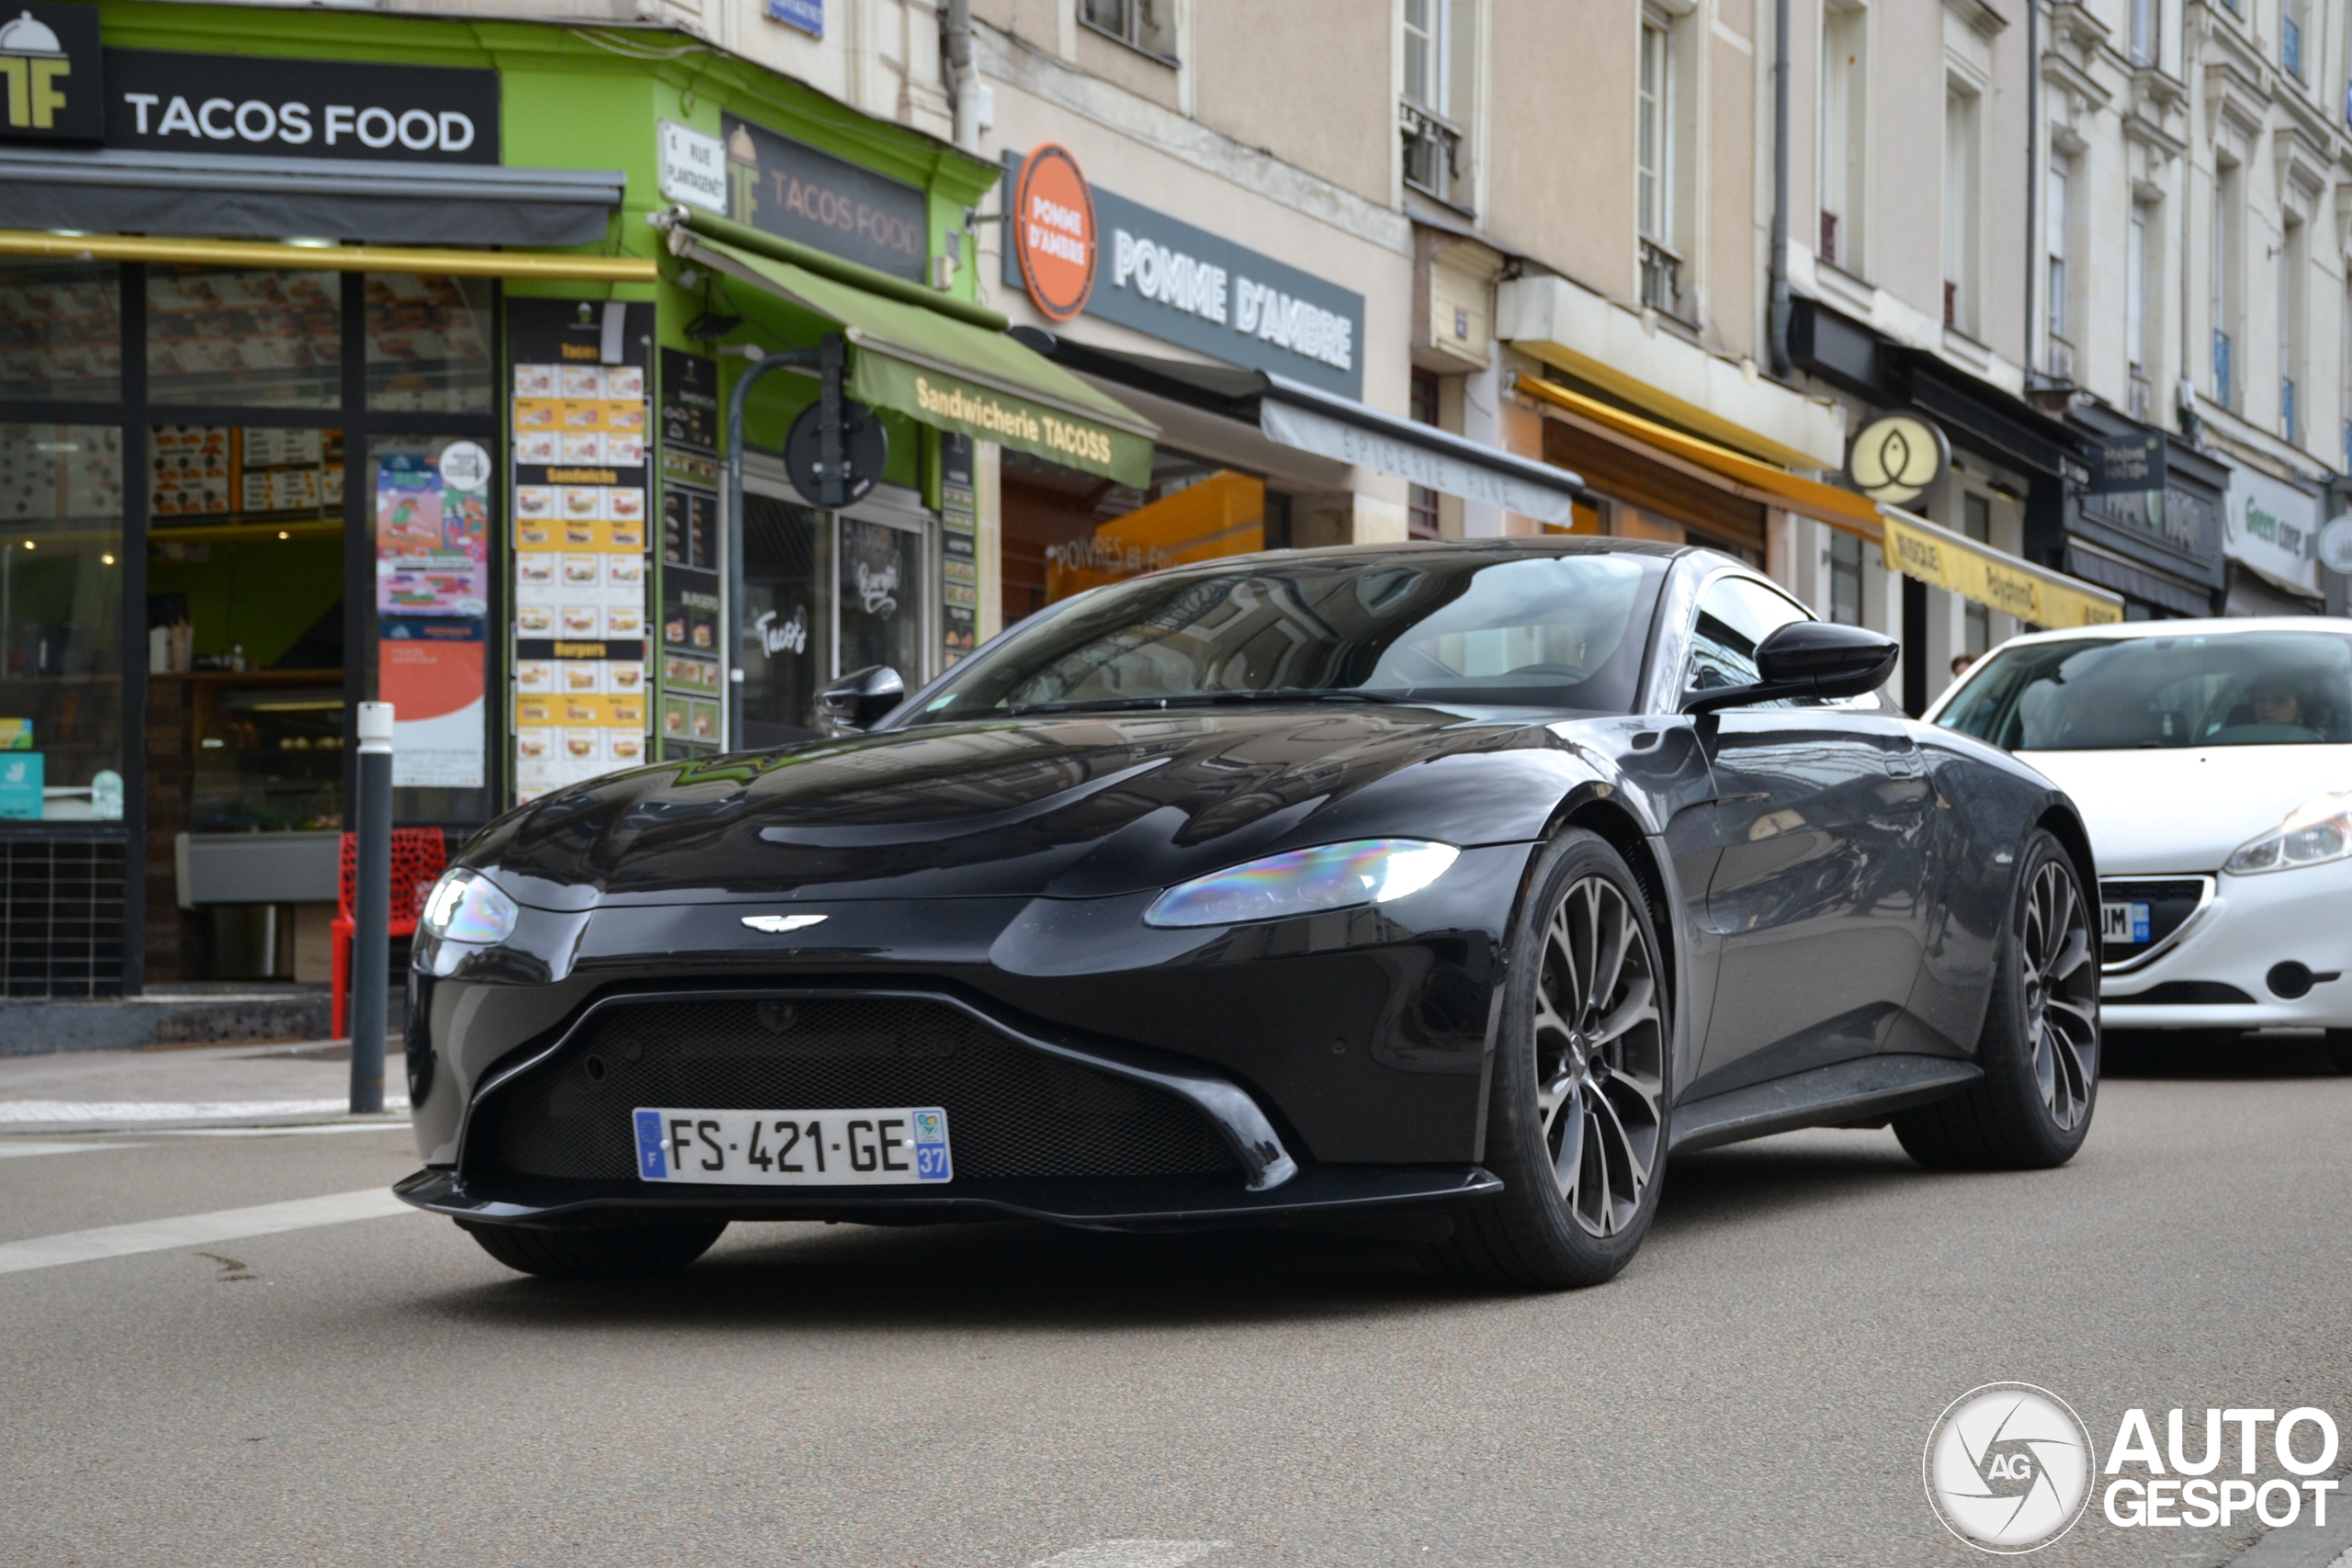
1639, 237, 1681, 314
1399, 100, 1464, 204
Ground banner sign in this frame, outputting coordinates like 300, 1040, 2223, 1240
1260, 399, 1577, 525
1002, 152, 1366, 400
854, 351, 1150, 488
1881, 508, 2124, 628
104, 50, 498, 164
724, 112, 926, 282
381, 618, 486, 789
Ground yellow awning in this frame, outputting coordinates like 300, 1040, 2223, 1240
1516, 374, 1886, 541
1879, 508, 2123, 627
0, 230, 657, 282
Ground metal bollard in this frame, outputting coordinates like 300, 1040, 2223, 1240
349, 701, 394, 1114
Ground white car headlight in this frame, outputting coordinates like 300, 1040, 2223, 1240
1144, 839, 1460, 929
2222, 792, 2352, 875
419, 866, 521, 944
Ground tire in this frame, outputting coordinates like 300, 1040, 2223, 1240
1429, 829, 1671, 1290
458, 1218, 728, 1279
1894, 828, 2098, 1170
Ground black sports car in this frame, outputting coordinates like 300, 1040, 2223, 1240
397, 540, 2101, 1288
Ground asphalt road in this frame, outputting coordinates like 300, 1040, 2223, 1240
3, 1036, 2346, 1567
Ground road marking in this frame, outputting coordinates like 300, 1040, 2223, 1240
1032, 1544, 1228, 1568
0, 1099, 408, 1124
0, 1140, 127, 1159
0, 1188, 415, 1276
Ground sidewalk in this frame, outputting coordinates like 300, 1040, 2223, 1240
0, 1041, 410, 1133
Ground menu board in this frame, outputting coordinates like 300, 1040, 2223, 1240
941, 433, 978, 663
509, 300, 654, 803
657, 347, 725, 755
152, 424, 344, 525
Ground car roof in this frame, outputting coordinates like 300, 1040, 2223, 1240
1991, 615, 2352, 647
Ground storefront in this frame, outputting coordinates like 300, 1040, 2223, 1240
0, 1, 1056, 995
2064, 404, 2227, 620
2220, 460, 2327, 616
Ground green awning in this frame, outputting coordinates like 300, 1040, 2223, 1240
670, 230, 1158, 487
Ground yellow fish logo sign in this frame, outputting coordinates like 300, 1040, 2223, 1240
0, 10, 70, 130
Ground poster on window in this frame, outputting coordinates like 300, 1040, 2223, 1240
376, 448, 489, 616
381, 618, 486, 788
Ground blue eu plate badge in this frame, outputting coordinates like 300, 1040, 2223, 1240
634, 1109, 669, 1179
910, 1108, 951, 1181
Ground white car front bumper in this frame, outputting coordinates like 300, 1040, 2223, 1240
2102, 857, 2352, 1031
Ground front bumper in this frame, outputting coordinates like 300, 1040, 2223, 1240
2101, 857, 2352, 1031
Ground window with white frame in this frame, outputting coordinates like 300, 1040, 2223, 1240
1828, 530, 1864, 626
2127, 201, 2154, 418
1402, 0, 1477, 209
2128, 0, 2160, 65
1962, 492, 1992, 656
1818, 1, 1867, 271
1942, 81, 1979, 333
2283, 0, 2308, 78
1637, 13, 1679, 312
2046, 161, 2071, 376
1079, 0, 1177, 62
2280, 212, 2306, 444
2212, 158, 2241, 409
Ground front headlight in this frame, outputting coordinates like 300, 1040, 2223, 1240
1144, 839, 1460, 929
2222, 792, 2352, 875
419, 866, 521, 944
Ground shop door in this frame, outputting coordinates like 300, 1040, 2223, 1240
838, 509, 927, 684
739, 486, 827, 748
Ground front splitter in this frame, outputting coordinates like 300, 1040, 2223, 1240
393, 1164, 1502, 1233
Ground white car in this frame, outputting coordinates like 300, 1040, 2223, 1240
1927, 617, 2352, 1062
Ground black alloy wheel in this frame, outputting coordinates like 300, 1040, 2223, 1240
458, 1219, 729, 1279
1430, 829, 1670, 1289
1895, 828, 2099, 1169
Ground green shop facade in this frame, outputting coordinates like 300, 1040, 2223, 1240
0, 0, 1151, 995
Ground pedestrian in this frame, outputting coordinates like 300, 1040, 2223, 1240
1951, 652, 1976, 679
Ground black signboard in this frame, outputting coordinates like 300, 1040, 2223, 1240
724, 111, 927, 282
2084, 432, 2167, 495
103, 49, 498, 164
661, 348, 719, 456
0, 4, 105, 143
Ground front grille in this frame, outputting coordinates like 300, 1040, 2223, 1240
2100, 877, 2209, 965
2119, 981, 2255, 1006
485, 997, 1239, 1182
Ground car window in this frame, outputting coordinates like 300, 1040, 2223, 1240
1938, 630, 2352, 749
1685, 575, 1811, 692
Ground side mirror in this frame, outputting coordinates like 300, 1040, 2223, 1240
1682, 622, 1898, 715
817, 665, 905, 735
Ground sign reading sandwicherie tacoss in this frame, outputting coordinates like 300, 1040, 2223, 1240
1002, 147, 1366, 400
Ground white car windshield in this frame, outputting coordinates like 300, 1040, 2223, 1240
1937, 630, 2352, 750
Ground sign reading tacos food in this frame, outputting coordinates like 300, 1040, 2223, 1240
101, 49, 497, 162
723, 111, 927, 282
0, 5, 103, 143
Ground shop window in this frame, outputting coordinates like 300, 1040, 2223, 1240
840, 516, 925, 682
365, 275, 494, 413
0, 423, 123, 821
147, 267, 341, 411
738, 491, 826, 749
999, 447, 1269, 628
1828, 529, 1864, 626
0, 262, 121, 403
1080, 0, 1177, 62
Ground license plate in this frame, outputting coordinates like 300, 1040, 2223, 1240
2101, 901, 2152, 944
633, 1107, 951, 1185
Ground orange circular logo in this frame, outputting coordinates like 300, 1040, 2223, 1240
1012, 144, 1097, 322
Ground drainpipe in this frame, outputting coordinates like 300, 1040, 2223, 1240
1767, 0, 1792, 378
2023, 0, 2039, 377
944, 0, 980, 154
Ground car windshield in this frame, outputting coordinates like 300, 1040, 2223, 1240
1936, 630, 2352, 750
901, 549, 1666, 723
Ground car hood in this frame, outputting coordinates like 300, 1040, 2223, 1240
2018, 745, 2352, 875
469, 705, 1601, 908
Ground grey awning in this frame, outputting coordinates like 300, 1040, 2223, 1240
1015, 332, 1585, 525
0, 148, 623, 247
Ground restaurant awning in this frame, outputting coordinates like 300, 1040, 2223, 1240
0, 228, 657, 282
659, 209, 1158, 488
1517, 375, 2125, 626
1517, 373, 1884, 539
0, 148, 625, 248
1882, 509, 2124, 628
